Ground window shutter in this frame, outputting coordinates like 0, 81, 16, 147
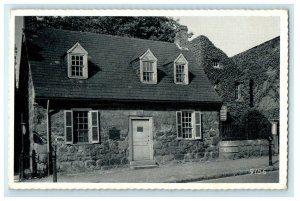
195, 111, 202, 139
173, 63, 176, 83
176, 111, 182, 138
64, 110, 73, 144
184, 64, 189, 84
83, 55, 88, 79
89, 110, 100, 143
153, 62, 157, 83
67, 55, 72, 78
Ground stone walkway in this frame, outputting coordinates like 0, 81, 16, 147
20, 156, 279, 183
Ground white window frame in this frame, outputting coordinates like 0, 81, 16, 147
67, 42, 88, 79
174, 53, 189, 85
64, 109, 100, 144
176, 110, 202, 140
139, 49, 158, 84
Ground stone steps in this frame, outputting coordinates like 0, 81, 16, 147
130, 160, 158, 169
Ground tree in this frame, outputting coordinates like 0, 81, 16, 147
24, 16, 192, 43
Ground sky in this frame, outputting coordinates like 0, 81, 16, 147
175, 16, 280, 57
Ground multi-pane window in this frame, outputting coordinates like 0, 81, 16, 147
64, 110, 100, 144
174, 54, 188, 84
71, 55, 84, 77
142, 61, 154, 82
73, 111, 89, 143
182, 111, 193, 139
176, 111, 201, 139
235, 82, 242, 100
175, 64, 185, 83
213, 60, 220, 68
67, 43, 88, 79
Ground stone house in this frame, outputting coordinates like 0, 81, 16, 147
17, 28, 222, 174
183, 28, 280, 141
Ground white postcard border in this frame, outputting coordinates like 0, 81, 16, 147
8, 9, 288, 190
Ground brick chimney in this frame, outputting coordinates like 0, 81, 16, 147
174, 25, 189, 50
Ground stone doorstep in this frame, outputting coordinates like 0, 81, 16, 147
130, 160, 158, 170
130, 164, 158, 170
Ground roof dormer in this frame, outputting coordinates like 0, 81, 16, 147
139, 49, 158, 84
67, 42, 88, 79
174, 53, 189, 85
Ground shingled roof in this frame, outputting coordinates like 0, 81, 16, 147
24, 28, 221, 104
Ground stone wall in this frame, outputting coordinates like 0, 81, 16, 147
28, 73, 49, 175
29, 103, 220, 173
153, 111, 220, 164
219, 140, 275, 159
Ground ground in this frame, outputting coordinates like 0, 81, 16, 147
197, 170, 279, 183
17, 156, 279, 183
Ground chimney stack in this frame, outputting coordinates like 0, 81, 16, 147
174, 25, 189, 50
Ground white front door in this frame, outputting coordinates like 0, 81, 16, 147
132, 119, 152, 161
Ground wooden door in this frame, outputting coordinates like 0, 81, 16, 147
132, 119, 152, 161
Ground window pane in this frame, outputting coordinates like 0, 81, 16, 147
73, 111, 89, 143
181, 111, 193, 139
142, 62, 148, 71
176, 64, 185, 83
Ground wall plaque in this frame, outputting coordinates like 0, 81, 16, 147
109, 128, 120, 140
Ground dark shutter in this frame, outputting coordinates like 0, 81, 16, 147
195, 111, 202, 139
64, 110, 73, 144
176, 111, 182, 138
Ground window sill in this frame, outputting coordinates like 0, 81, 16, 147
68, 76, 88, 80
176, 138, 201, 141
67, 142, 95, 146
174, 82, 189, 85
235, 99, 244, 102
141, 81, 157, 84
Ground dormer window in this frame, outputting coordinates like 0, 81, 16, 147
71, 55, 84, 76
174, 53, 189, 85
67, 42, 88, 79
142, 61, 155, 82
139, 49, 157, 84
213, 59, 220, 69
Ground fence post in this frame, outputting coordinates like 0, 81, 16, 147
32, 150, 37, 177
268, 135, 273, 166
19, 113, 26, 181
19, 153, 24, 181
52, 145, 57, 182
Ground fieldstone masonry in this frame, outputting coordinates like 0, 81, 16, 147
153, 111, 219, 164
28, 102, 220, 173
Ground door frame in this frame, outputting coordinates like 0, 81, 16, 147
128, 116, 154, 162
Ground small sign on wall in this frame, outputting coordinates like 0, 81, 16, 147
109, 127, 121, 140
220, 105, 227, 121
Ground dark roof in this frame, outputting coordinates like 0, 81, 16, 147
25, 28, 221, 103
